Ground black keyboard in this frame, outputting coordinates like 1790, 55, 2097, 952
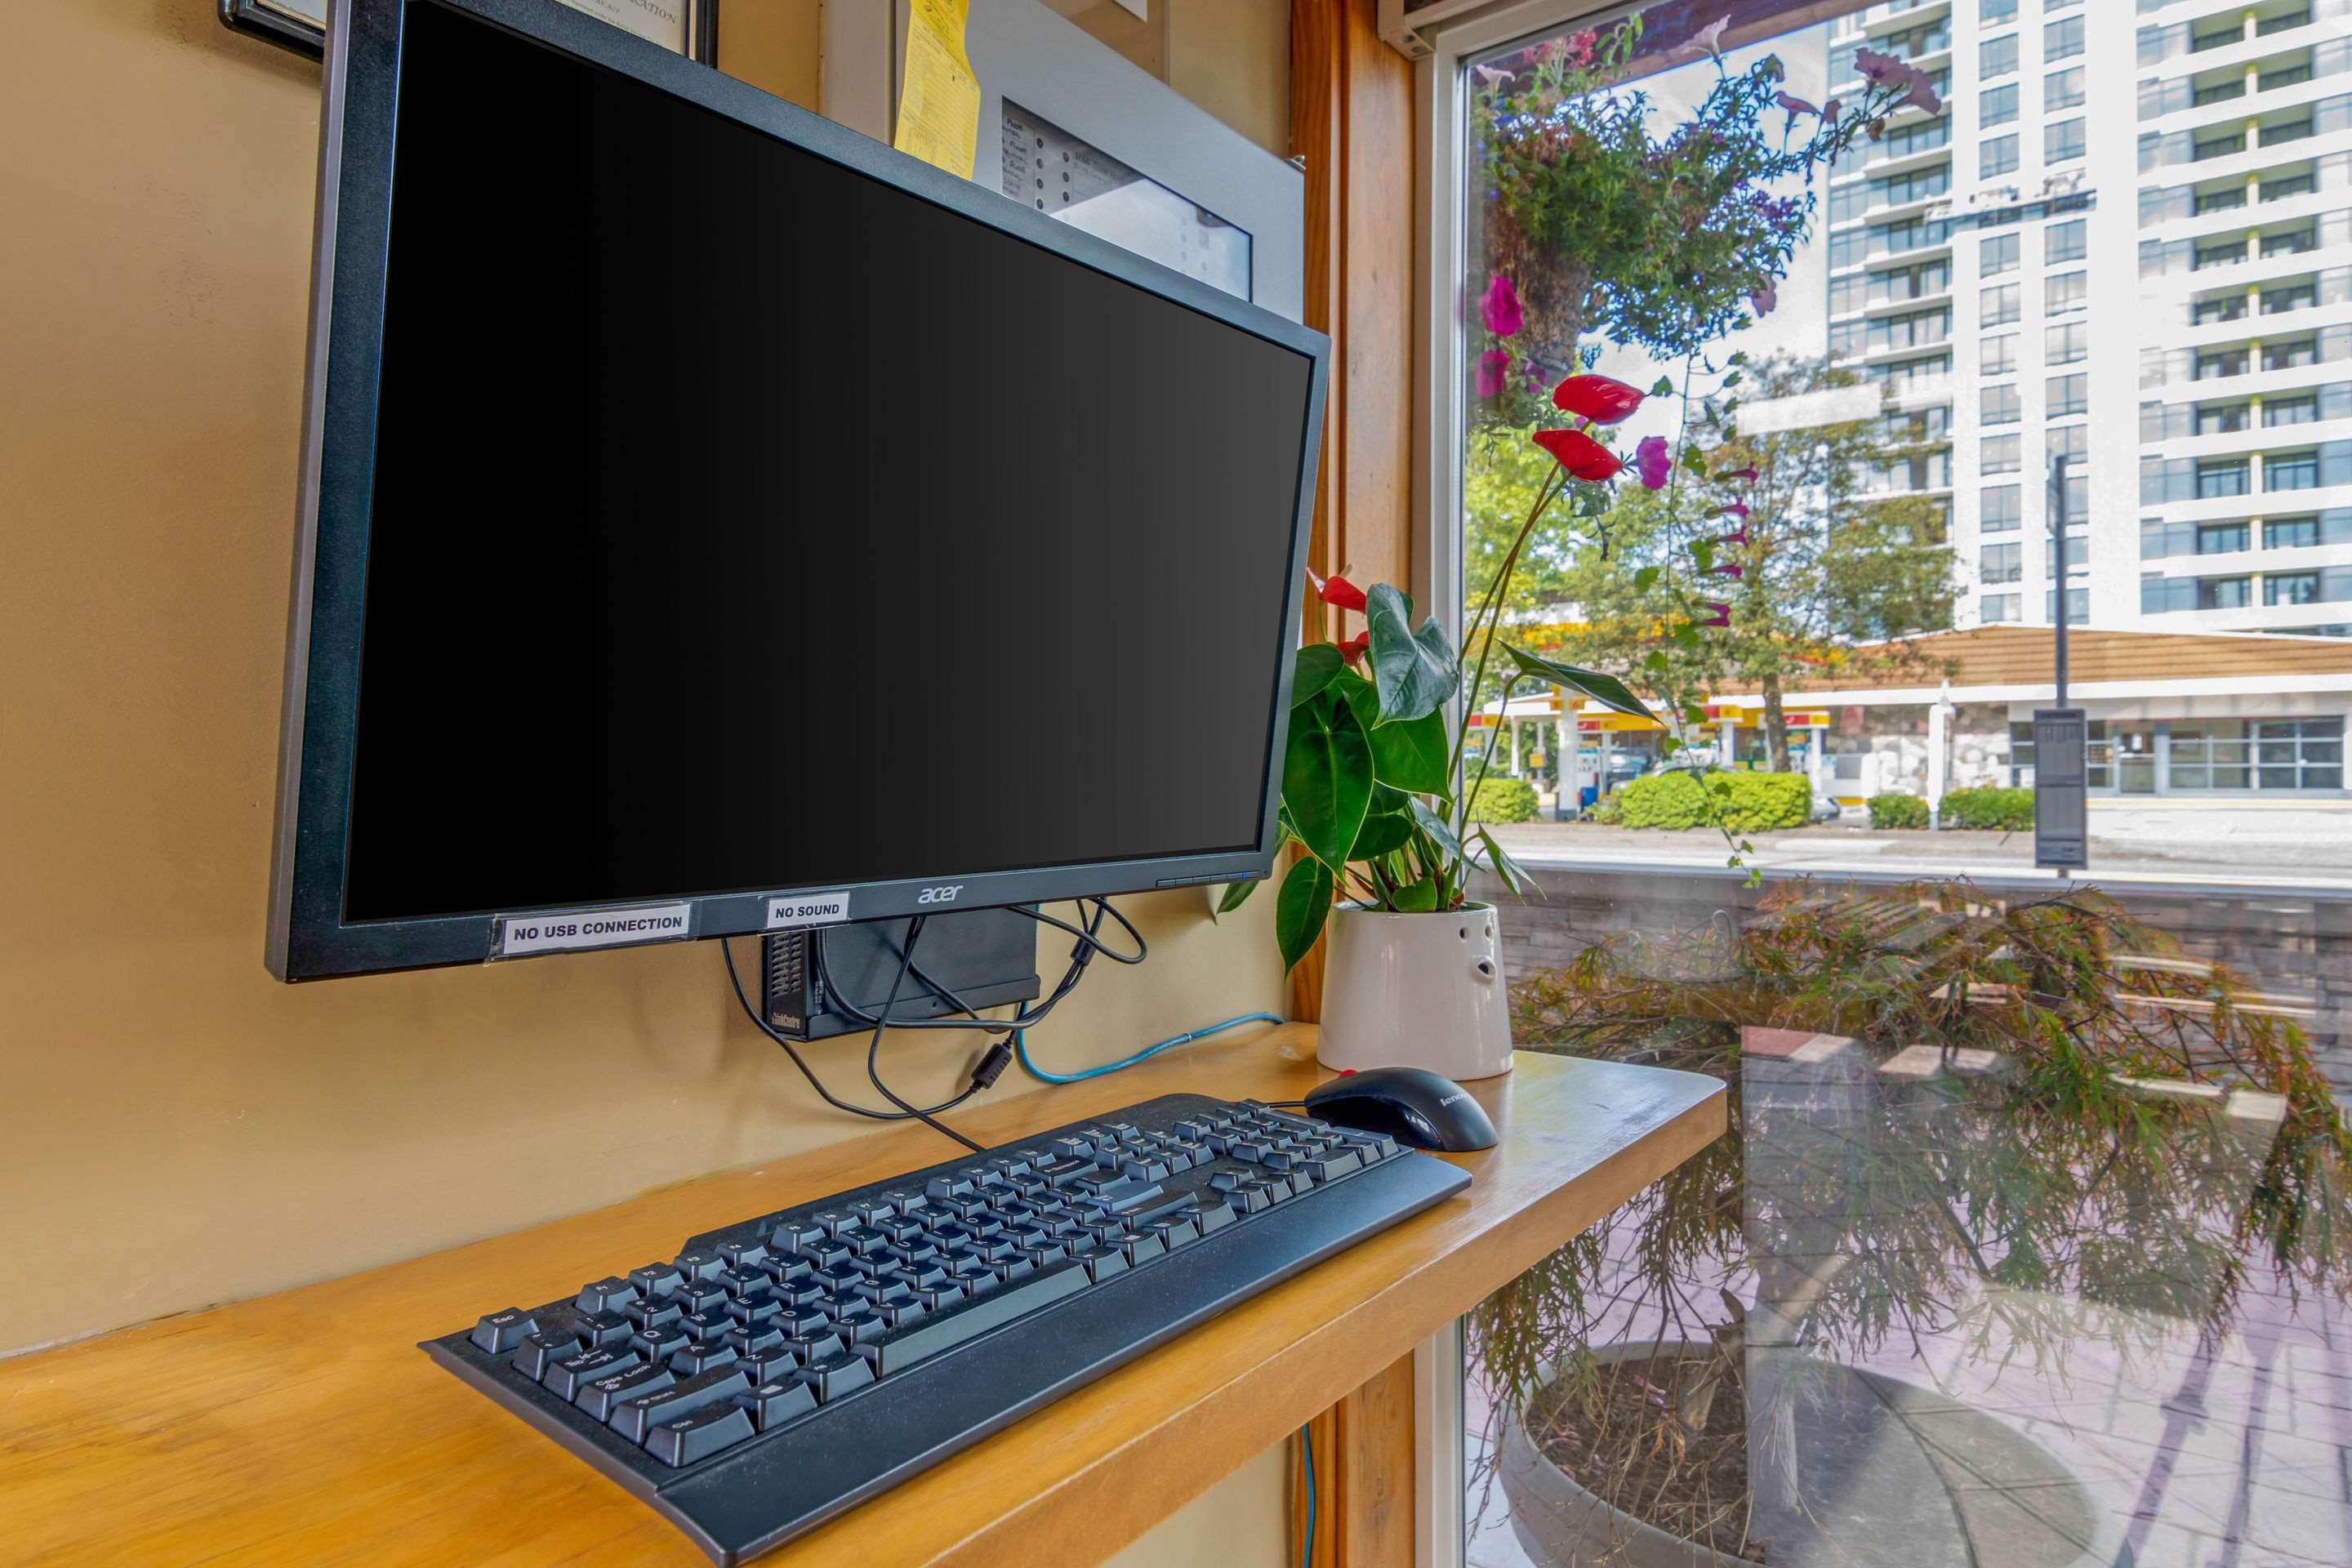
425, 1093, 1470, 1565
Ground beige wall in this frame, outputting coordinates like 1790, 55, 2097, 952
0, 1, 1290, 1557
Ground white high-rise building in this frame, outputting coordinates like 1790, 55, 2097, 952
1821, 0, 2352, 635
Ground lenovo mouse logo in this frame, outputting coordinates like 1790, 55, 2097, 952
1439, 1091, 1469, 1107
916, 884, 964, 905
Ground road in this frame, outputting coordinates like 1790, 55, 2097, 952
1486, 801, 2352, 889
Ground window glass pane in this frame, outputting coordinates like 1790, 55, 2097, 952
1457, 24, 2352, 1550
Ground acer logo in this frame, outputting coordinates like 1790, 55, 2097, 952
916, 884, 964, 905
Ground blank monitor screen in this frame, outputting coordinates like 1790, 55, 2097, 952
337, 2, 1316, 925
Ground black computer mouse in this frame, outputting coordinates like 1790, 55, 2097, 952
1304, 1067, 1498, 1153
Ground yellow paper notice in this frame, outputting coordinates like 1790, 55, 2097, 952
894, 0, 982, 179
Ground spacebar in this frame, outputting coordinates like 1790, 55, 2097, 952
869, 1261, 1089, 1378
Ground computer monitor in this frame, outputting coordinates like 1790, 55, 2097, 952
266, 0, 1327, 981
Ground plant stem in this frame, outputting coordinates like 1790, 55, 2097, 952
1450, 465, 1567, 840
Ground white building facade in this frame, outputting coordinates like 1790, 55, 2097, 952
1820, 0, 2352, 636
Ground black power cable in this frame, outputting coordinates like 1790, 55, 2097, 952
719, 938, 1000, 1129
858, 915, 987, 1154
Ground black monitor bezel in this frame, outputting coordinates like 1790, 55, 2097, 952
266, 0, 1327, 981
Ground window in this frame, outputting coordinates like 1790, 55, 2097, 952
2046, 219, 2086, 263
2263, 170, 2318, 201
2045, 15, 2083, 58
2047, 373, 2088, 416
2260, 60, 2315, 92
2195, 77, 2248, 108
2195, 186, 2248, 215
2196, 347, 2248, 379
2046, 271, 2087, 313
2198, 521, 2252, 553
2263, 280, 2318, 314
2267, 394, 2319, 426
2268, 449, 2321, 490
1981, 85, 2019, 128
2262, 116, 2317, 147
2265, 336, 2318, 370
1982, 335, 2018, 375
2045, 118, 2086, 163
1984, 433, 2021, 474
2049, 425, 2087, 466
1981, 591, 2021, 621
2170, 719, 2252, 788
1984, 0, 2017, 20
2046, 66, 2084, 111
2192, 21, 2243, 54
1980, 233, 2020, 275
1983, 384, 2022, 426
2194, 238, 2248, 270
2256, 5, 2314, 35
1983, 483, 2023, 530
1981, 133, 2020, 177
2045, 322, 2088, 365
2264, 225, 2319, 257
1982, 34, 2019, 77
2198, 457, 2252, 497
2143, 572, 2198, 611
1982, 282, 2021, 325
2268, 514, 2326, 549
1981, 542, 2023, 583
2194, 294, 2248, 324
2200, 577, 2255, 609
2198, 401, 2251, 434
2047, 585, 2091, 623
2256, 718, 2345, 791
2194, 129, 2247, 161
2269, 571, 2323, 604
2144, 519, 2197, 559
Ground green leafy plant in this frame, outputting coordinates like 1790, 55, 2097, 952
1705, 770, 1809, 832
1466, 777, 1541, 826
1942, 785, 2034, 832
1616, 770, 1712, 829
1869, 791, 1928, 831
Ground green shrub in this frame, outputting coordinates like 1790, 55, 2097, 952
1942, 786, 2034, 832
1465, 775, 1539, 825
1586, 793, 1623, 825
1869, 792, 1929, 830
1703, 771, 1811, 832
1616, 770, 1712, 829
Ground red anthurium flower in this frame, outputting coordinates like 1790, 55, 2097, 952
1635, 435, 1672, 490
1532, 427, 1624, 481
1701, 602, 1733, 629
1481, 276, 1524, 337
1552, 373, 1646, 425
1336, 630, 1370, 668
1307, 567, 1368, 612
1475, 349, 1511, 399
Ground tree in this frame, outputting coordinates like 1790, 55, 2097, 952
1528, 357, 1954, 771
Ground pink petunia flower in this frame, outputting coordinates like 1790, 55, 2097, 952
1635, 435, 1672, 490
1750, 283, 1778, 317
1481, 275, 1524, 337
1775, 91, 1819, 120
1475, 350, 1511, 399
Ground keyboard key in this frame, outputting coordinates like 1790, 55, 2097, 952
831, 1307, 886, 1343
609, 1365, 753, 1442
771, 1220, 831, 1254
670, 1279, 728, 1314
511, 1331, 582, 1381
804, 1208, 857, 1236
924, 1174, 974, 1201
782, 1331, 846, 1365
628, 1263, 685, 1299
713, 1267, 769, 1298
672, 1246, 726, 1281
624, 1297, 684, 1332
724, 1324, 786, 1359
724, 1294, 782, 1327
848, 1197, 898, 1224
647, 1401, 756, 1466
1121, 1232, 1167, 1266
1074, 1245, 1128, 1282
760, 1254, 814, 1287
838, 1224, 892, 1256
577, 1361, 674, 1423
470, 1307, 537, 1355
632, 1324, 693, 1364
575, 1276, 638, 1315
796, 1352, 875, 1403
737, 1379, 818, 1432
717, 1238, 769, 1269
866, 1259, 1089, 1378
1298, 1149, 1364, 1183
546, 1346, 640, 1402
671, 1343, 739, 1377
680, 1309, 733, 1343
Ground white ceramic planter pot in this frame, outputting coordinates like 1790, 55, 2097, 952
1316, 902, 1513, 1080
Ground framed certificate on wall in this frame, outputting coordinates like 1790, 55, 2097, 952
218, 0, 718, 63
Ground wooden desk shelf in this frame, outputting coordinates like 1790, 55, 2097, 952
0, 1025, 1722, 1567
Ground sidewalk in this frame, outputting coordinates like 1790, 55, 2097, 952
1487, 807, 2352, 889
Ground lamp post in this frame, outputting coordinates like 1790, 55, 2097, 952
2034, 452, 2088, 875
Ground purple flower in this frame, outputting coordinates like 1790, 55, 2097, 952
1853, 46, 1904, 87
1750, 283, 1778, 317
1475, 350, 1511, 399
1713, 528, 1751, 548
1481, 275, 1524, 337
1708, 563, 1745, 579
1701, 601, 1733, 629
1775, 91, 1820, 121
1635, 434, 1672, 489
1720, 466, 1760, 483
1822, 98, 1842, 120
1715, 501, 1752, 520
1905, 77, 1943, 117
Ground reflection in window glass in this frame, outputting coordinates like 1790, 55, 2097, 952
1455, 8, 2352, 1562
